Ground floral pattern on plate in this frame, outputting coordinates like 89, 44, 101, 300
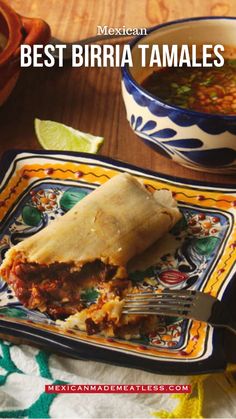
0, 150, 235, 374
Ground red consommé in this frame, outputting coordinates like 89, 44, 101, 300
142, 59, 236, 115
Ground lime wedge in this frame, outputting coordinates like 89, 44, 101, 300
35, 119, 104, 153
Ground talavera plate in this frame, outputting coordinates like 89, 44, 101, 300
0, 150, 235, 375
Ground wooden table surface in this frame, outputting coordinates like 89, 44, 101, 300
1, 0, 236, 185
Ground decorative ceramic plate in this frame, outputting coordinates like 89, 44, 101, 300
0, 150, 235, 375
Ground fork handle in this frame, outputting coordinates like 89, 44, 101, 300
209, 300, 236, 336
224, 322, 236, 336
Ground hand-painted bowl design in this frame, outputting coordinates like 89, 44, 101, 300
121, 17, 236, 174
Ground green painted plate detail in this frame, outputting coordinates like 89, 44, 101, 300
192, 236, 220, 256
60, 188, 88, 212
22, 205, 42, 226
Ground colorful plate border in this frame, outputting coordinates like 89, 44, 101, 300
0, 149, 235, 375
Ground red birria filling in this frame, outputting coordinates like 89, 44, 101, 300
6, 260, 118, 320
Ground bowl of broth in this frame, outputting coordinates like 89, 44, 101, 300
121, 17, 236, 173
0, 0, 50, 106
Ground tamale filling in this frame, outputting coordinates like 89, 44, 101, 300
6, 259, 119, 319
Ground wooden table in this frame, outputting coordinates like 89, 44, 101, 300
1, 0, 236, 361
1, 0, 236, 185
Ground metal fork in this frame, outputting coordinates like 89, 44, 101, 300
123, 289, 236, 335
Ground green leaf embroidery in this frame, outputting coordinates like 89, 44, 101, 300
0, 340, 68, 419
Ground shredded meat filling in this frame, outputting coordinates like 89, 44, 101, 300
8, 260, 118, 320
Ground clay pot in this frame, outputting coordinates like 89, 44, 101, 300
0, 0, 50, 105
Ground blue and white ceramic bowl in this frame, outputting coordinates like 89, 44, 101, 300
121, 17, 236, 173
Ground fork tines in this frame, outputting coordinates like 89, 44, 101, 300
123, 289, 196, 317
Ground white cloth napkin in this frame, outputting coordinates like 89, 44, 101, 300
0, 342, 235, 418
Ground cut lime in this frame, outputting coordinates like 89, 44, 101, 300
35, 119, 104, 153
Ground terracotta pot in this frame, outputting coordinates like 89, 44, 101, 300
0, 0, 51, 105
